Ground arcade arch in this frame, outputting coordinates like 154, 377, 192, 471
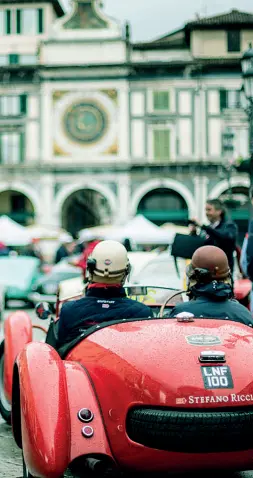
0, 189, 36, 225
58, 186, 115, 236
131, 179, 196, 219
131, 179, 195, 225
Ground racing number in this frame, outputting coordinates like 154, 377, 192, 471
201, 366, 234, 389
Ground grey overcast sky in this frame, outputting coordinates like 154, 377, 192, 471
61, 1, 253, 42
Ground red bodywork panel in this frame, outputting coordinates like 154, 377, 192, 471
17, 343, 114, 478
4, 311, 32, 401
17, 343, 70, 478
64, 318, 253, 472
64, 361, 114, 463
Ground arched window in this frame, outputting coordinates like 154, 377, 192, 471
0, 190, 34, 225
61, 189, 111, 236
137, 188, 188, 226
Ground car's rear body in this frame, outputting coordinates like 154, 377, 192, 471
66, 318, 253, 472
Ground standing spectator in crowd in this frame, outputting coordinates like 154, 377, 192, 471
241, 187, 253, 312
54, 234, 75, 264
123, 238, 132, 252
22, 238, 44, 263
189, 198, 238, 273
0, 242, 9, 256
240, 232, 248, 279
71, 232, 101, 281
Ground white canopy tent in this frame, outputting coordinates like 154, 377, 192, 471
105, 215, 174, 245
26, 224, 67, 241
161, 223, 189, 235
0, 215, 32, 246
78, 225, 119, 242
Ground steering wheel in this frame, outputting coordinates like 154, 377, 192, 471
159, 290, 186, 318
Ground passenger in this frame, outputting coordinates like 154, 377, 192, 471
58, 240, 153, 344
167, 245, 253, 327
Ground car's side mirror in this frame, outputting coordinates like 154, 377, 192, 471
35, 302, 52, 320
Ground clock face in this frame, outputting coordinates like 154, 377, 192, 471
63, 101, 108, 145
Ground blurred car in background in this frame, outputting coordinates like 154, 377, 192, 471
28, 258, 82, 306
130, 252, 186, 289
128, 251, 158, 277
0, 256, 42, 309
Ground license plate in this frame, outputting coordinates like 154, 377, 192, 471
201, 366, 234, 389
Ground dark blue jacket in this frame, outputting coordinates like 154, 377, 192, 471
201, 219, 238, 272
55, 245, 69, 264
247, 220, 253, 281
168, 282, 253, 327
58, 286, 153, 344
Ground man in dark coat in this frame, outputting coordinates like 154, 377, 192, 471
189, 199, 238, 272
168, 245, 253, 327
243, 188, 253, 309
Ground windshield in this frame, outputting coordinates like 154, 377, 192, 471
131, 255, 186, 289
126, 285, 184, 306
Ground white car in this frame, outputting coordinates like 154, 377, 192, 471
130, 252, 186, 290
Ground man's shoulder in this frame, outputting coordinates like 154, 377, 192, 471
229, 298, 251, 314
223, 219, 237, 229
125, 297, 150, 309
124, 298, 152, 316
61, 296, 86, 312
169, 302, 192, 315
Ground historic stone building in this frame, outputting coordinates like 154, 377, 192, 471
0, 1, 252, 237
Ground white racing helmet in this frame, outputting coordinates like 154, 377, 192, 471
87, 240, 131, 284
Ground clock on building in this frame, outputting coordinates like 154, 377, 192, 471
63, 101, 108, 145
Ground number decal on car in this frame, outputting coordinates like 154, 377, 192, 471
201, 366, 234, 389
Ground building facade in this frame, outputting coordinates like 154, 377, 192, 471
0, 1, 252, 238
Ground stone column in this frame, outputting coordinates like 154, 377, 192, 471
116, 173, 131, 224
38, 174, 58, 226
40, 82, 53, 163
194, 176, 209, 223
194, 86, 207, 160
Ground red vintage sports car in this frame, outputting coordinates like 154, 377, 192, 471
0, 284, 253, 477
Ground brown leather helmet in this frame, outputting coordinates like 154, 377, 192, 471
187, 245, 230, 283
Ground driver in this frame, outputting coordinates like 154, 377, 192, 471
57, 240, 153, 344
167, 245, 253, 326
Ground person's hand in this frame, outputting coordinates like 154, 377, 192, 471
67, 258, 78, 267
189, 223, 197, 234
188, 218, 202, 230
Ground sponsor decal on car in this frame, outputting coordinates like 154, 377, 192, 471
186, 334, 222, 346
176, 394, 253, 405
176, 397, 187, 404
